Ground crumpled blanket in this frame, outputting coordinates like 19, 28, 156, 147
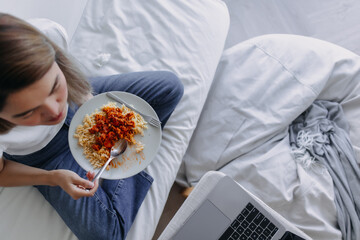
289, 100, 360, 240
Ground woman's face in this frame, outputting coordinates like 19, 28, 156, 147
0, 62, 68, 126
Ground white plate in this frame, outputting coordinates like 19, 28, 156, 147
68, 91, 161, 179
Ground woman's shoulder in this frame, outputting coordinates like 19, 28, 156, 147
0, 124, 61, 155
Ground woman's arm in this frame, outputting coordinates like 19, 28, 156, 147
0, 157, 98, 199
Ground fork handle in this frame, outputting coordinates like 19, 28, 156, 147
106, 92, 161, 128
85, 157, 114, 191
106, 92, 143, 117
92, 156, 114, 182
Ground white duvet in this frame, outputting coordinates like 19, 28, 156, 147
178, 34, 360, 239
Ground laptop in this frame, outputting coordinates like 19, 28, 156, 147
172, 176, 309, 240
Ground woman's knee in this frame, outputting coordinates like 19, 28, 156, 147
159, 71, 184, 102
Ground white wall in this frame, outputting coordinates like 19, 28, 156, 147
0, 0, 88, 40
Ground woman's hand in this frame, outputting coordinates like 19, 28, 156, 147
52, 169, 99, 200
0, 159, 98, 199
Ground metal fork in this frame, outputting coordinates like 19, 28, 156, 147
106, 92, 162, 128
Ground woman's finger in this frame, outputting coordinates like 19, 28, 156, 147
72, 174, 95, 189
86, 171, 95, 181
71, 180, 99, 199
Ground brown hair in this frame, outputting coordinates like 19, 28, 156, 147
0, 13, 92, 133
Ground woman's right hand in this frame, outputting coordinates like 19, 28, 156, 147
51, 169, 99, 200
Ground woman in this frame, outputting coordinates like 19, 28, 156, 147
0, 13, 183, 240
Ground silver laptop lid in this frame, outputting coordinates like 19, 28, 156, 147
172, 176, 288, 240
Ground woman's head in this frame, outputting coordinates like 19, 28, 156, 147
0, 13, 91, 132
0, 61, 69, 126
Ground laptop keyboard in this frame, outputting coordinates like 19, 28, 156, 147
218, 203, 278, 240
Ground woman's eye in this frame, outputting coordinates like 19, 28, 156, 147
51, 80, 60, 94
53, 82, 60, 92
22, 111, 34, 119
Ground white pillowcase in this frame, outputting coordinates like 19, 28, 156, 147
181, 34, 360, 186
27, 18, 69, 50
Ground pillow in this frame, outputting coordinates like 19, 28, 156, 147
180, 34, 360, 187
27, 18, 69, 50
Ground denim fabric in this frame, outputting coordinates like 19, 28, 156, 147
3, 71, 183, 240
89, 71, 184, 128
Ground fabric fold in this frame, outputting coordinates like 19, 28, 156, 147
289, 100, 360, 240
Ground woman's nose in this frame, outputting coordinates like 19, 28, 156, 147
42, 97, 60, 117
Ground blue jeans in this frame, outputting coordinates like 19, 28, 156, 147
3, 71, 183, 240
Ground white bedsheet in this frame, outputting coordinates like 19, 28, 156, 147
178, 34, 360, 239
69, 1, 229, 238
3, 1, 360, 239
0, 1, 230, 239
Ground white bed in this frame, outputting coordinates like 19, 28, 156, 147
1, 1, 360, 240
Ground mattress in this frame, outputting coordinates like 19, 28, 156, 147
0, 1, 230, 239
